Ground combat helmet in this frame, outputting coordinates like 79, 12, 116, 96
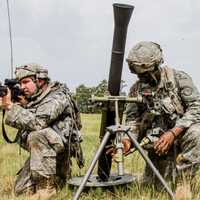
126, 41, 163, 74
15, 63, 48, 81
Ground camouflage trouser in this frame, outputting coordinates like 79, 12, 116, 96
143, 123, 200, 185
14, 127, 72, 196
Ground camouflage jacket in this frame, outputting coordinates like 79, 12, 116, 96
5, 81, 81, 142
126, 66, 200, 136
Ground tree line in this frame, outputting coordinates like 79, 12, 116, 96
74, 79, 127, 113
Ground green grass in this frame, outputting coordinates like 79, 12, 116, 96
0, 113, 200, 199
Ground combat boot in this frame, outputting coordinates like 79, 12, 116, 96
26, 192, 40, 200
175, 182, 192, 200
27, 177, 57, 200
24, 186, 37, 200
27, 187, 56, 200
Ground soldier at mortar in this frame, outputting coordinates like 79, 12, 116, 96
116, 41, 200, 199
0, 63, 84, 200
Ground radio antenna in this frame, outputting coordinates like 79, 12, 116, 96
6, 0, 14, 78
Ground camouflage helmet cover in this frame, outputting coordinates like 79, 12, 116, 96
15, 63, 48, 81
126, 41, 163, 74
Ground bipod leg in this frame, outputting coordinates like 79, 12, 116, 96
126, 131, 175, 200
72, 131, 111, 200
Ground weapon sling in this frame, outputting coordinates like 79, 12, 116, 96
2, 109, 19, 143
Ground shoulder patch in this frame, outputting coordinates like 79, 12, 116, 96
181, 86, 193, 96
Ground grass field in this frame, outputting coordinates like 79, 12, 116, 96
0, 113, 199, 200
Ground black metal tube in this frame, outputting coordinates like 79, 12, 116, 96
108, 3, 134, 95
126, 131, 175, 200
72, 131, 111, 200
98, 3, 134, 181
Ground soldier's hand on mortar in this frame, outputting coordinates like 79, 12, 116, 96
2, 88, 13, 110
106, 139, 132, 156
154, 131, 175, 155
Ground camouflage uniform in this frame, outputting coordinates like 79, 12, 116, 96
5, 79, 83, 195
126, 66, 200, 182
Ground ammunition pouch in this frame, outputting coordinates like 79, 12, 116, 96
140, 112, 155, 133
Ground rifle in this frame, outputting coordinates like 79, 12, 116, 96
0, 79, 24, 143
0, 79, 23, 101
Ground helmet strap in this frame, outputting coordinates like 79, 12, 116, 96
148, 66, 161, 86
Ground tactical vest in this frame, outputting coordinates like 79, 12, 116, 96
135, 66, 185, 132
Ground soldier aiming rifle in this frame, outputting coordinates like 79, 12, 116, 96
0, 63, 84, 200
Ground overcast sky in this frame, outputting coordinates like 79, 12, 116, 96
0, 0, 200, 92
